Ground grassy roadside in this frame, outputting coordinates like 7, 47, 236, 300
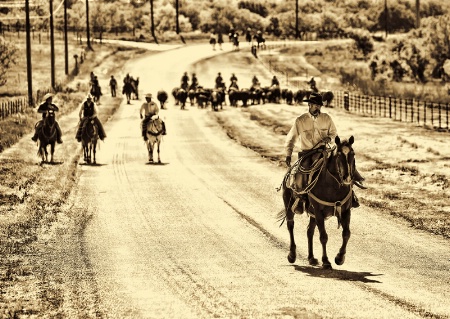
0, 45, 151, 317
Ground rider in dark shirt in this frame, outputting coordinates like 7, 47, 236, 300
271, 75, 280, 86
181, 72, 189, 90
75, 94, 107, 142
191, 73, 199, 90
31, 93, 63, 144
215, 72, 224, 89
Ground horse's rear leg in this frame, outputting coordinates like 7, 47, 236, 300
157, 142, 161, 164
307, 217, 319, 266
148, 142, 153, 163
335, 210, 351, 266
316, 216, 332, 269
283, 188, 297, 263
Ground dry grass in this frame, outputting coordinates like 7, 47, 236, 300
0, 41, 149, 316
193, 50, 450, 240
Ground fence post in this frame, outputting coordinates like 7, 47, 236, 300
431, 102, 434, 127
417, 99, 420, 125
438, 102, 442, 129
389, 96, 392, 119
424, 101, 427, 126
447, 103, 449, 130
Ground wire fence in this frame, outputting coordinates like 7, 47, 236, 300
254, 44, 450, 132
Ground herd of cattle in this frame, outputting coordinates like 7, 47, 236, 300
155, 85, 334, 111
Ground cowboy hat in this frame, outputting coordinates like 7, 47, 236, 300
304, 92, 323, 106
145, 93, 152, 98
42, 93, 54, 101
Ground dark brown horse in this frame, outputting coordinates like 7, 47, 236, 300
37, 110, 58, 163
81, 118, 99, 164
278, 136, 356, 269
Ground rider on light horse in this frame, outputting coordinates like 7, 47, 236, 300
284, 92, 365, 214
75, 94, 107, 142
140, 93, 167, 141
31, 93, 63, 144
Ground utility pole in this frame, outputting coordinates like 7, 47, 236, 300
25, 0, 33, 106
416, 0, 420, 28
295, 0, 299, 39
384, 0, 388, 39
64, 0, 68, 75
150, 0, 158, 44
175, 0, 179, 34
86, 0, 92, 50
49, 0, 55, 90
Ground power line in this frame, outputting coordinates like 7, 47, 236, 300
0, 0, 65, 20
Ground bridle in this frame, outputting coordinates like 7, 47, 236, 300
41, 111, 57, 141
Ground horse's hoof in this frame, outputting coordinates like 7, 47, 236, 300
322, 263, 333, 270
158, 160, 161, 164
335, 254, 345, 266
308, 258, 319, 266
287, 252, 296, 264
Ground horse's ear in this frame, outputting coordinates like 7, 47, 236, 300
349, 135, 354, 145
335, 136, 341, 145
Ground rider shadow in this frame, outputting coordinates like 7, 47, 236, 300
292, 265, 383, 284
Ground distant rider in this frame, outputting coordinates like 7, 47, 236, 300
140, 93, 167, 141
181, 72, 189, 90
31, 93, 63, 144
75, 94, 107, 142
215, 72, 224, 89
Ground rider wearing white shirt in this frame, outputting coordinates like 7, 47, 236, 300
140, 93, 166, 141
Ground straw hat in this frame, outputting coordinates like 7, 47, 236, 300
42, 93, 54, 101
145, 93, 153, 98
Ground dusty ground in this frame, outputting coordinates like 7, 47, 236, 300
0, 41, 449, 318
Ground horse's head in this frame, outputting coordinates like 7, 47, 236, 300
331, 136, 355, 186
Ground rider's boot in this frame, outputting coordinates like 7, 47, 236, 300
162, 122, 167, 135
352, 191, 360, 208
142, 128, 148, 141
55, 122, 63, 144
354, 168, 366, 189
31, 121, 42, 142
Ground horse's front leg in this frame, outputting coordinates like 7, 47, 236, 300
283, 188, 297, 263
50, 143, 55, 163
147, 141, 153, 163
93, 143, 97, 164
316, 215, 332, 269
307, 217, 319, 266
335, 209, 351, 266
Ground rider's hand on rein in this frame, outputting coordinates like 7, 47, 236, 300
285, 156, 291, 167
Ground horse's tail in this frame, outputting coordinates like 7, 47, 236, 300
275, 208, 287, 227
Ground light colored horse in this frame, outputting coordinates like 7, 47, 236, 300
146, 115, 163, 163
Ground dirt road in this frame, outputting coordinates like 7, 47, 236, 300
65, 43, 450, 318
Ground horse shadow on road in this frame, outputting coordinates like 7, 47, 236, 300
79, 163, 107, 167
145, 162, 169, 166
292, 265, 383, 283
39, 161, 64, 166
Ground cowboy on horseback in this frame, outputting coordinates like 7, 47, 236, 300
284, 92, 365, 213
271, 76, 280, 87
75, 94, 107, 142
140, 93, 166, 141
181, 72, 189, 91
190, 73, 199, 90
31, 93, 63, 144
215, 72, 225, 89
